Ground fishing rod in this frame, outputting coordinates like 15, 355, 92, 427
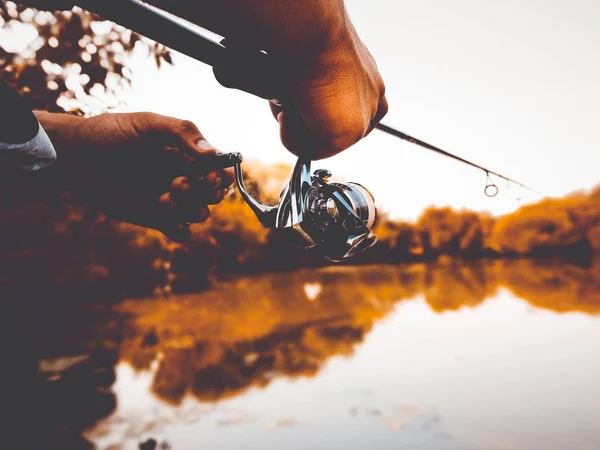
375, 124, 542, 197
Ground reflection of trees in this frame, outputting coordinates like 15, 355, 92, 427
496, 260, 600, 315
2, 290, 119, 450
151, 319, 370, 405
422, 260, 600, 316
116, 267, 411, 405
5, 260, 600, 447
116, 260, 600, 406
423, 261, 498, 312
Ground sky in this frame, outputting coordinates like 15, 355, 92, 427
46, 1, 600, 220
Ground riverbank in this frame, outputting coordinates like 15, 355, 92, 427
2, 179, 599, 297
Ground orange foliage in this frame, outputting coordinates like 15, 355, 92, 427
489, 185, 600, 255
416, 207, 490, 255
194, 191, 270, 265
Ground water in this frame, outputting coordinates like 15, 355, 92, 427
4, 260, 600, 450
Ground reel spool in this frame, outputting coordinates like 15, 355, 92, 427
229, 153, 378, 262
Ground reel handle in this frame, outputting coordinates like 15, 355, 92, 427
184, 152, 242, 178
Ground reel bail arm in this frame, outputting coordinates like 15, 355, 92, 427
232, 154, 279, 228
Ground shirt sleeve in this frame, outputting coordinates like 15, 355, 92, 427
0, 80, 57, 171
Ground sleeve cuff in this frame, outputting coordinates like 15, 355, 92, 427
0, 121, 57, 171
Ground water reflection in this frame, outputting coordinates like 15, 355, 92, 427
4, 259, 600, 449
2, 296, 120, 450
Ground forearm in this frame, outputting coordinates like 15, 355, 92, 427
33, 111, 84, 162
147, 0, 352, 60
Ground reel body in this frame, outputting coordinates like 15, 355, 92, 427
231, 153, 378, 262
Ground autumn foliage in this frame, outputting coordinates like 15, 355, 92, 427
363, 184, 600, 264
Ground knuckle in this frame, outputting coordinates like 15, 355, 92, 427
170, 177, 189, 192
137, 111, 161, 127
380, 100, 389, 117
378, 79, 386, 98
177, 119, 199, 135
326, 132, 362, 154
127, 112, 162, 137
326, 117, 366, 151
139, 111, 159, 120
159, 192, 174, 207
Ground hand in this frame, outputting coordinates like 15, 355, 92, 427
274, 22, 388, 160
215, 18, 387, 161
36, 111, 234, 242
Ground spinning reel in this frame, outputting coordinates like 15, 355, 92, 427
216, 153, 378, 262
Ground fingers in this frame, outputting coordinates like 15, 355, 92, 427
156, 167, 234, 242
170, 175, 227, 207
111, 112, 239, 242
275, 107, 320, 159
271, 92, 388, 161
128, 113, 239, 184
203, 172, 225, 191
157, 192, 208, 243
269, 100, 284, 121
159, 192, 211, 222
136, 113, 237, 187
267, 33, 388, 160
202, 168, 235, 191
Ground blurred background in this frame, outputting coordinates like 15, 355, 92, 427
1, 1, 599, 450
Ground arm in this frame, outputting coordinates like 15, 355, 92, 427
19, 110, 234, 242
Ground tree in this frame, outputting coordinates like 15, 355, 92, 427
1, 1, 172, 114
